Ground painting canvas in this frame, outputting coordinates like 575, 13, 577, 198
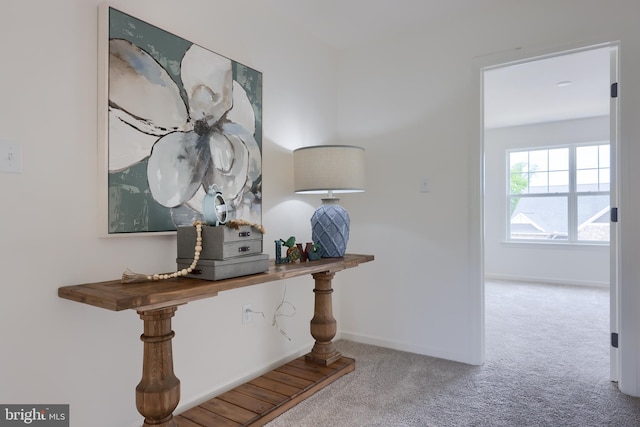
98, 5, 262, 235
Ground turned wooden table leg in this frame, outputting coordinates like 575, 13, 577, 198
136, 307, 180, 427
306, 271, 342, 366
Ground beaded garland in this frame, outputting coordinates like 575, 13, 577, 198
121, 221, 205, 284
152, 220, 203, 281
121, 220, 266, 284
225, 218, 266, 234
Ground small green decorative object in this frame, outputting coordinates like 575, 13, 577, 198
307, 243, 322, 261
281, 236, 296, 248
281, 236, 302, 262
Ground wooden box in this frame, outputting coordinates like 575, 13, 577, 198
176, 253, 269, 281
177, 225, 263, 260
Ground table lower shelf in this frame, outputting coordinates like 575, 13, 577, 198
175, 355, 355, 426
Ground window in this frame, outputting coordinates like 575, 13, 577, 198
508, 143, 610, 243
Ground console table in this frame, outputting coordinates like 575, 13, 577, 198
58, 254, 373, 426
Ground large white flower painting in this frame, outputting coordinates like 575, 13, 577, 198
105, 7, 262, 233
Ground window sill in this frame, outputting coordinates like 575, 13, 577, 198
501, 240, 609, 250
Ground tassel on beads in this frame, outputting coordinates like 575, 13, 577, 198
121, 268, 152, 284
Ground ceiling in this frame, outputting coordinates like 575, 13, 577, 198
263, 0, 513, 50
484, 47, 611, 128
263, 1, 611, 128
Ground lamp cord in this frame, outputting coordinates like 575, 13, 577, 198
272, 284, 297, 341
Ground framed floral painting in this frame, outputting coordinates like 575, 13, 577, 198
98, 5, 262, 235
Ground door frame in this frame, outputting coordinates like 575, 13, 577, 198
472, 40, 620, 379
609, 44, 620, 382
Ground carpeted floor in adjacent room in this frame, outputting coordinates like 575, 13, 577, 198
266, 281, 640, 426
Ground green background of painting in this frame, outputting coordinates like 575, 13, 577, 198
107, 7, 262, 233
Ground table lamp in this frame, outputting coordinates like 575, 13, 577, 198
293, 145, 365, 257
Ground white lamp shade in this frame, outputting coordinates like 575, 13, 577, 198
293, 145, 365, 194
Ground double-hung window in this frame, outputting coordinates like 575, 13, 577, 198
508, 143, 610, 243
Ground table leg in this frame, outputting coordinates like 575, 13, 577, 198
306, 271, 342, 366
136, 307, 180, 427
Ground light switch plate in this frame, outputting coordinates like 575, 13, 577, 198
420, 177, 430, 193
0, 140, 22, 173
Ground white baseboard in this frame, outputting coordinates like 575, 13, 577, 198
338, 331, 476, 365
485, 273, 609, 288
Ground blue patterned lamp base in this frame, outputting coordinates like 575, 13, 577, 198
311, 202, 350, 257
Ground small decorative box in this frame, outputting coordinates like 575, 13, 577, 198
176, 253, 269, 281
177, 225, 263, 260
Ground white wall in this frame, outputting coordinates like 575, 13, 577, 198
334, 0, 640, 396
0, 1, 337, 426
3, 2, 640, 426
484, 117, 610, 286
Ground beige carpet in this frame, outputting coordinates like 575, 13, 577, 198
266, 281, 640, 426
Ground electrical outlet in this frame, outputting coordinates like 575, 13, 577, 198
242, 304, 252, 324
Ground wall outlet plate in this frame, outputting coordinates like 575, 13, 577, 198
242, 304, 252, 324
0, 140, 22, 174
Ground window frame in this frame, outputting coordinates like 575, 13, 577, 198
506, 142, 610, 245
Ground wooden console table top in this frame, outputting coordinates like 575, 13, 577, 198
58, 254, 374, 312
